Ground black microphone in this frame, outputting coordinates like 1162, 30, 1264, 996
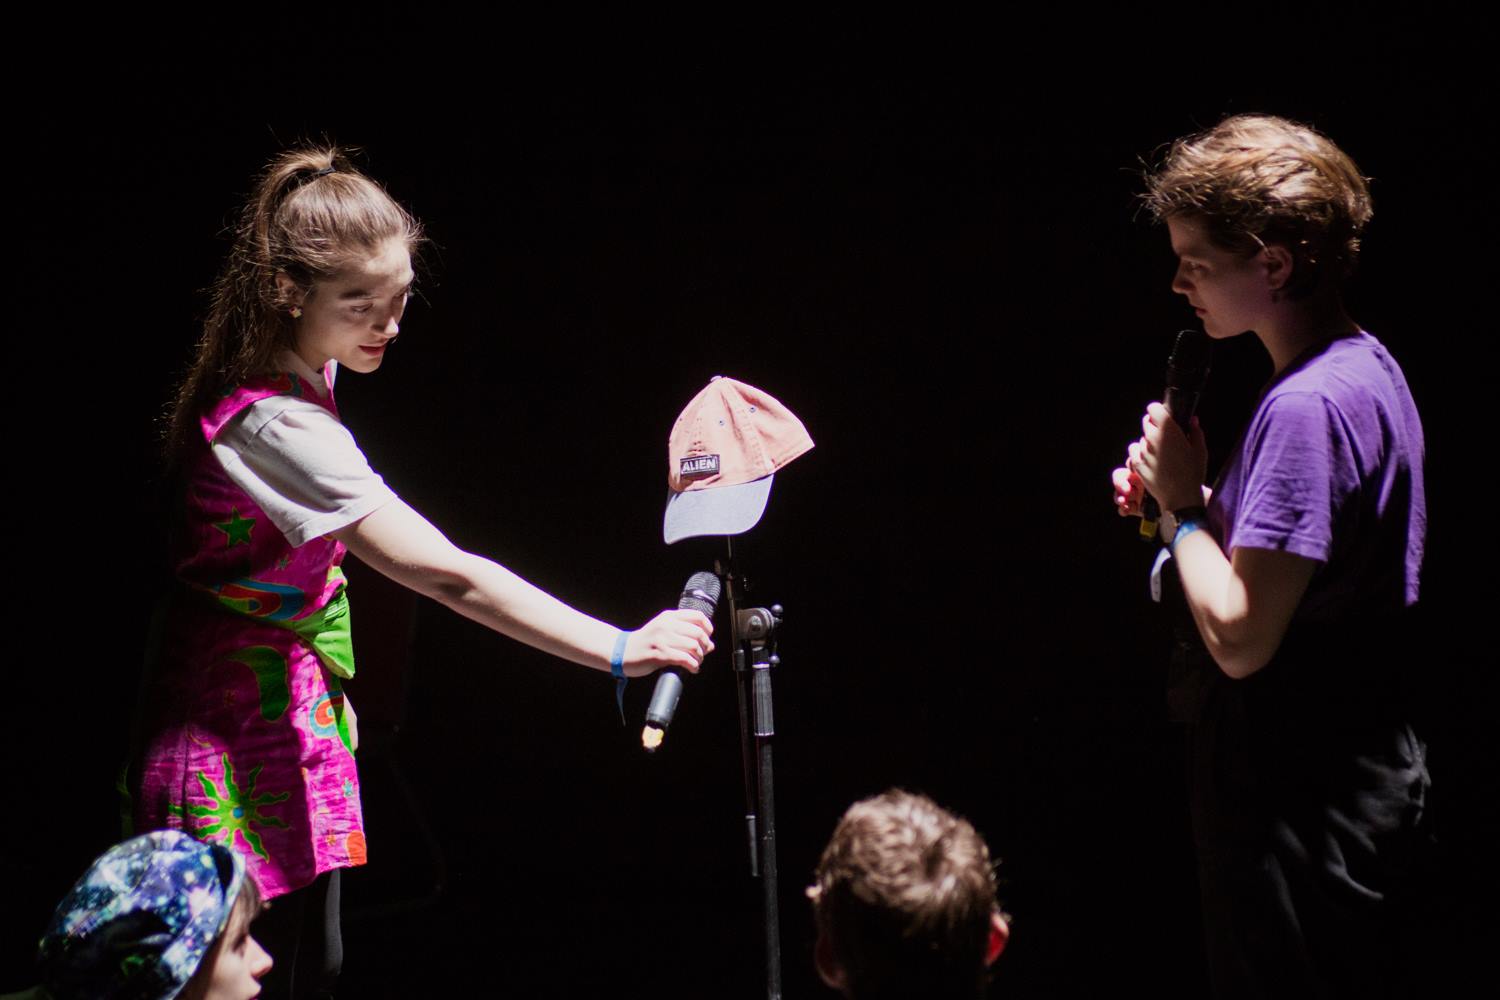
1140, 329, 1212, 539
641, 571, 721, 752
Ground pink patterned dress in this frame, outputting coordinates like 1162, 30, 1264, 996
136, 367, 366, 898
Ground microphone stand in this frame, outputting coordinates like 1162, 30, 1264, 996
717, 537, 785, 1000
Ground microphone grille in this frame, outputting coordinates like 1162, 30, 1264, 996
678, 571, 722, 617
1166, 328, 1211, 380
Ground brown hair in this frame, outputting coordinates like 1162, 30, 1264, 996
808, 790, 1000, 1000
165, 146, 422, 461
1144, 114, 1372, 297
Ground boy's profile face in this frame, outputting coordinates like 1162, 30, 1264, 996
189, 900, 273, 1000
1166, 214, 1292, 341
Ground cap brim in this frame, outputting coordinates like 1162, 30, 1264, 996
664, 474, 774, 545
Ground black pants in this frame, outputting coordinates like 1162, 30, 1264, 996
1183, 666, 1430, 999
254, 869, 343, 1000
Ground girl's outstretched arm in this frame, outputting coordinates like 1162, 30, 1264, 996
332, 498, 713, 677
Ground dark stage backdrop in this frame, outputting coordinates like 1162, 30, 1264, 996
7, 27, 1490, 998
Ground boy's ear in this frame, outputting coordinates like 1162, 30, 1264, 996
985, 910, 1009, 966
1261, 243, 1296, 293
814, 928, 848, 992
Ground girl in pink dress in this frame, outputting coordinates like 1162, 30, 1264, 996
136, 147, 713, 997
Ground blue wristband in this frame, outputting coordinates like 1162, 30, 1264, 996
1170, 516, 1204, 553
610, 631, 631, 679
610, 631, 632, 727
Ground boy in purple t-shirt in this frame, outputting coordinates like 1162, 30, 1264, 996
1113, 116, 1430, 999
1210, 332, 1425, 622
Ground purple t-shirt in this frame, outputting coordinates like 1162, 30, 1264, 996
1207, 331, 1425, 624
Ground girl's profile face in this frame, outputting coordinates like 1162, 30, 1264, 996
285, 237, 415, 374
1166, 215, 1272, 340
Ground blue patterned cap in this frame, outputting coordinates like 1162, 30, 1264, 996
37, 830, 246, 1000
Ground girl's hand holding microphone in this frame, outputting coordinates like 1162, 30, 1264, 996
622, 610, 714, 678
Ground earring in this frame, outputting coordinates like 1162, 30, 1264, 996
290, 306, 303, 319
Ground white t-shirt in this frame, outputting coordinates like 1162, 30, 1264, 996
211, 355, 395, 548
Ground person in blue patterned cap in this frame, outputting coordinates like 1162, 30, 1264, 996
22, 829, 271, 1000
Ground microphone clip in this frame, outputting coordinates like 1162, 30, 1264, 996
735, 606, 782, 651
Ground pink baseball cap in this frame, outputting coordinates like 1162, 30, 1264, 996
664, 376, 814, 544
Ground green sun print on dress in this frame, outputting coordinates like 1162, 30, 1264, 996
213, 508, 256, 547
227, 646, 290, 721
169, 752, 289, 862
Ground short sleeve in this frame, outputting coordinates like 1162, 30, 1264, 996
1230, 391, 1357, 564
212, 397, 396, 547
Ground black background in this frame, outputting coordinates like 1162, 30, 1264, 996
5, 17, 1492, 998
